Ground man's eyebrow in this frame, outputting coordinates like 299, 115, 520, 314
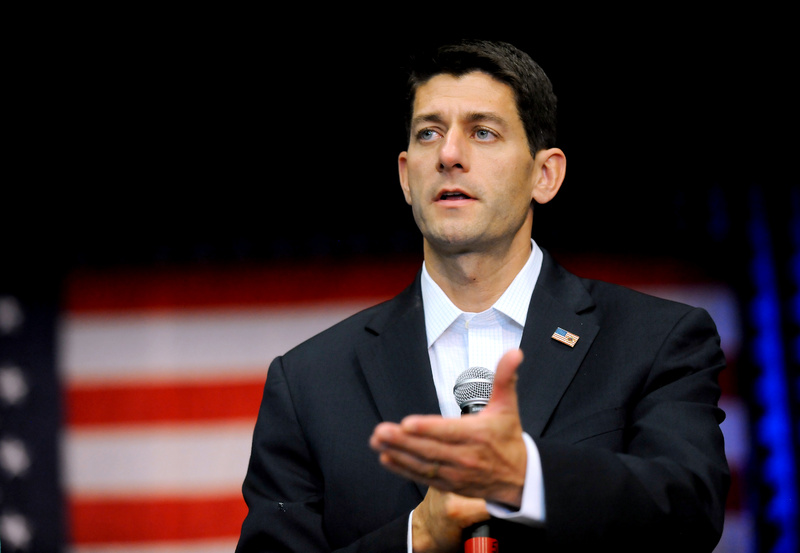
410, 112, 509, 128
410, 113, 445, 129
465, 112, 508, 126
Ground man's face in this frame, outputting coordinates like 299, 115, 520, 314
398, 71, 538, 256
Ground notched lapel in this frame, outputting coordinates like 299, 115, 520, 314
355, 281, 438, 499
517, 252, 599, 438
355, 282, 440, 425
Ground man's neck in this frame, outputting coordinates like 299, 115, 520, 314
423, 234, 533, 313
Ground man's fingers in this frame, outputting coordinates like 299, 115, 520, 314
377, 445, 446, 484
412, 488, 491, 551
372, 421, 466, 465
374, 414, 473, 447
400, 415, 469, 441
485, 348, 524, 414
372, 427, 460, 488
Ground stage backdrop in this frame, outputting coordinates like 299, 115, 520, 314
58, 255, 749, 552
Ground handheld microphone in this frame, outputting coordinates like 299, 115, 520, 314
453, 367, 494, 415
453, 368, 498, 552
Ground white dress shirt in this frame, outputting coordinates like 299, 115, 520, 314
407, 240, 547, 549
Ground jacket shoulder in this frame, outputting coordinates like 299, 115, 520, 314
281, 276, 421, 362
582, 277, 695, 313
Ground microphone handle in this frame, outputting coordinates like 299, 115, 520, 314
463, 521, 497, 552
460, 403, 497, 551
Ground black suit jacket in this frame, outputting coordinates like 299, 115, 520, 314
237, 250, 729, 552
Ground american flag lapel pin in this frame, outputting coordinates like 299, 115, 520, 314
551, 327, 579, 347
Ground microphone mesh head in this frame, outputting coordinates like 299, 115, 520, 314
453, 367, 494, 409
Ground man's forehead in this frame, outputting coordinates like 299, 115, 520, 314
411, 72, 519, 124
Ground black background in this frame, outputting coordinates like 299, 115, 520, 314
6, 15, 798, 294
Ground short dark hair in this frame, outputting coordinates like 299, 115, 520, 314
405, 39, 557, 155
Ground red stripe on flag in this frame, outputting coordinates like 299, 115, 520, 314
62, 255, 722, 314
66, 378, 265, 426
64, 258, 422, 313
554, 252, 716, 288
69, 494, 247, 544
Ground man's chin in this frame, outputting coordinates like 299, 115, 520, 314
423, 233, 492, 256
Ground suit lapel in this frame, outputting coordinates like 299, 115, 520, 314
355, 276, 438, 499
516, 251, 600, 438
355, 276, 440, 424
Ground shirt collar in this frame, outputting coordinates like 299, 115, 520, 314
421, 240, 543, 347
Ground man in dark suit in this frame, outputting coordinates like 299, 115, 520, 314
237, 40, 729, 552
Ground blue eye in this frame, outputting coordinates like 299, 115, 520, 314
475, 129, 495, 141
417, 129, 438, 141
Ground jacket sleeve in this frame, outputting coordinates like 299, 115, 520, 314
235, 356, 410, 553
535, 307, 730, 552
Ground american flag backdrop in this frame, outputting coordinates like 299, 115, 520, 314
48, 255, 751, 552
57, 259, 421, 551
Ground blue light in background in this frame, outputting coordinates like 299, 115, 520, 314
747, 186, 798, 553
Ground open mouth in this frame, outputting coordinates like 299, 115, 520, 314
438, 191, 473, 201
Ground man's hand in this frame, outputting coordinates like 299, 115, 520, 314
370, 348, 528, 508
412, 488, 489, 553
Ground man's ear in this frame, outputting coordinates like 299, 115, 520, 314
398, 151, 413, 205
531, 148, 566, 205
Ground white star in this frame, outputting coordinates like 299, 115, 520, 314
0, 366, 28, 406
0, 296, 24, 335
0, 438, 30, 477
0, 511, 32, 550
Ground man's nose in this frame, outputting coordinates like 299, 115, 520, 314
437, 131, 469, 172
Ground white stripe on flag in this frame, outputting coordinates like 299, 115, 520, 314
63, 422, 253, 496
60, 302, 377, 383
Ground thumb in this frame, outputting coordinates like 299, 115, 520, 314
485, 348, 523, 414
